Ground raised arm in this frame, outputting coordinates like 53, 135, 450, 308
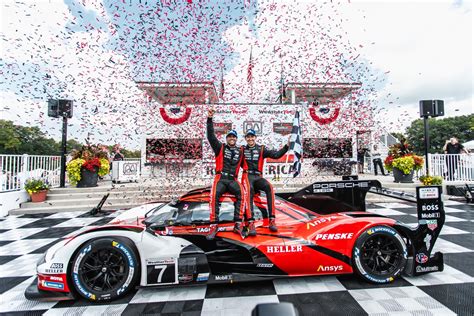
263, 144, 289, 159
206, 108, 221, 155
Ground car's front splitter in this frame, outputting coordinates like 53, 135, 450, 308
24, 277, 74, 302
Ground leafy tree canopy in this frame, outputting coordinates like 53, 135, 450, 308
406, 114, 474, 154
0, 120, 139, 157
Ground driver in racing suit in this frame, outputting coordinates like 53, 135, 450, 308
242, 129, 289, 235
206, 107, 246, 240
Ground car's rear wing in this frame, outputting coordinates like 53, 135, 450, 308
276, 179, 382, 214
397, 185, 445, 276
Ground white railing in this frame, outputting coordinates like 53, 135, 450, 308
426, 154, 474, 182
0, 154, 62, 192
124, 158, 141, 162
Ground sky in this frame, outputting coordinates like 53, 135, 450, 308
0, 0, 472, 150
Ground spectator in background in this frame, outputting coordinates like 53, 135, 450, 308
357, 144, 369, 174
372, 145, 386, 176
112, 146, 124, 161
443, 137, 468, 181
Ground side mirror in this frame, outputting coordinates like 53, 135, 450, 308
150, 219, 174, 231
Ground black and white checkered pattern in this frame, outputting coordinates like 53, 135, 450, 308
289, 111, 302, 177
0, 201, 472, 315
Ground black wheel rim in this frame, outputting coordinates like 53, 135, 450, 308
360, 234, 403, 276
79, 247, 129, 293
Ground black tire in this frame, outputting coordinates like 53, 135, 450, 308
352, 226, 407, 284
70, 237, 140, 302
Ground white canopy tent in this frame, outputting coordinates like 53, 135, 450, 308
462, 140, 474, 151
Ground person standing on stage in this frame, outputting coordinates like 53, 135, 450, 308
206, 107, 246, 240
443, 137, 468, 180
242, 129, 289, 235
371, 145, 386, 176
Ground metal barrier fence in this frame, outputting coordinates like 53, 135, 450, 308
0, 154, 62, 192
363, 154, 473, 182
427, 154, 474, 182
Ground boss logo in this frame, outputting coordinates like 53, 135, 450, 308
421, 204, 439, 211
50, 263, 63, 269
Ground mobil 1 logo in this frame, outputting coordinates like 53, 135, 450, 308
416, 186, 443, 221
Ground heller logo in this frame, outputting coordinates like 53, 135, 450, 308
243, 121, 263, 135
266, 245, 303, 253
315, 233, 353, 240
317, 265, 343, 272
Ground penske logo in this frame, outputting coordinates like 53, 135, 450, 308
315, 233, 353, 240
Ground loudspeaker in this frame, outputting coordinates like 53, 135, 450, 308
419, 100, 444, 117
48, 99, 73, 118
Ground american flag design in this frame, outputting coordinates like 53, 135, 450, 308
247, 48, 253, 84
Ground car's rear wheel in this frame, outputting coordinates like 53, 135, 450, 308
353, 226, 407, 284
70, 237, 140, 301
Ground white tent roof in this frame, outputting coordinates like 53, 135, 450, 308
462, 140, 474, 150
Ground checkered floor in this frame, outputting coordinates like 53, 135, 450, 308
0, 201, 472, 316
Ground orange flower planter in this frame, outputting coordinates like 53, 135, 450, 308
30, 190, 48, 202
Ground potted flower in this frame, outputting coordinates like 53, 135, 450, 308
24, 178, 50, 202
419, 175, 443, 186
66, 143, 110, 187
384, 138, 424, 183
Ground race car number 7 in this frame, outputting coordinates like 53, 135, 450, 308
154, 265, 167, 283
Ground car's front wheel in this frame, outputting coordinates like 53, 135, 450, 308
353, 226, 407, 284
70, 237, 140, 301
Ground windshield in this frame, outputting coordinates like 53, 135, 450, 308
144, 200, 265, 226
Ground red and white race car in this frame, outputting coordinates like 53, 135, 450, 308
26, 180, 445, 302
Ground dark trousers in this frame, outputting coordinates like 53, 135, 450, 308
373, 158, 385, 175
243, 174, 275, 221
209, 174, 244, 223
446, 155, 460, 181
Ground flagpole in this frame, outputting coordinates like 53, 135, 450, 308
248, 46, 253, 103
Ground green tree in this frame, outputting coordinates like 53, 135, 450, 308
0, 120, 59, 155
389, 132, 406, 142
406, 114, 474, 154
0, 120, 140, 157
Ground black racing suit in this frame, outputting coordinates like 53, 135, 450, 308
207, 118, 245, 223
242, 144, 288, 220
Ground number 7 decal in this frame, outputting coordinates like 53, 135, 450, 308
154, 265, 167, 283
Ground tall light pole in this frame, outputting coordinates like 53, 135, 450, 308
48, 99, 73, 187
419, 100, 444, 175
